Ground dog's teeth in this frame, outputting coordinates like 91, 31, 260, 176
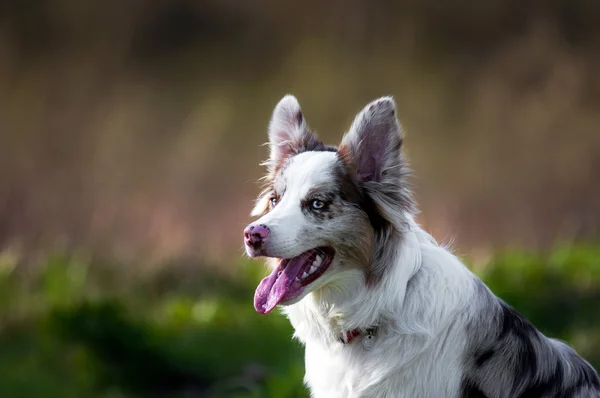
295, 277, 300, 281
309, 265, 318, 274
314, 256, 323, 266
302, 271, 309, 279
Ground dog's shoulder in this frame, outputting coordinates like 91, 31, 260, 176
461, 285, 600, 397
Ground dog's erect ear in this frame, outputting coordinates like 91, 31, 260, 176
338, 97, 404, 184
267, 95, 323, 173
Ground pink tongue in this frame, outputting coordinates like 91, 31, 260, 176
254, 257, 306, 314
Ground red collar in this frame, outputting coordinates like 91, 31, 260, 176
339, 328, 362, 344
339, 327, 378, 345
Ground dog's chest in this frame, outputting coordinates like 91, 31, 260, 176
302, 336, 464, 398
304, 339, 398, 398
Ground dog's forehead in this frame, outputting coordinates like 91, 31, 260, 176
279, 151, 339, 194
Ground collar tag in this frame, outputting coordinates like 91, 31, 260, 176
361, 328, 377, 350
339, 327, 377, 347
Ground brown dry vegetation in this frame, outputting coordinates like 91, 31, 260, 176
0, 0, 599, 266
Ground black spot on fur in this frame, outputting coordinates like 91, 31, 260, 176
361, 189, 389, 234
518, 360, 563, 398
561, 354, 600, 396
296, 111, 303, 126
474, 349, 495, 368
497, 302, 540, 389
460, 378, 488, 398
498, 302, 537, 341
497, 303, 513, 340
516, 338, 538, 382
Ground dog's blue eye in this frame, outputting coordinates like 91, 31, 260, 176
311, 200, 325, 210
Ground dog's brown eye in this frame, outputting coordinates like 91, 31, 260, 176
270, 197, 278, 207
311, 199, 325, 210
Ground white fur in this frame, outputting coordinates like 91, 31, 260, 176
283, 217, 478, 397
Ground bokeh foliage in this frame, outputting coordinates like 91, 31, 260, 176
0, 245, 598, 398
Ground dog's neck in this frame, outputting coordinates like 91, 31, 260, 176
283, 222, 474, 351
283, 226, 425, 347
284, 286, 384, 347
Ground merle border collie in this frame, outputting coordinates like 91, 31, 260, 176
243, 95, 600, 397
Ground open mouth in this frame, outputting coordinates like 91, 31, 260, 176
254, 247, 335, 314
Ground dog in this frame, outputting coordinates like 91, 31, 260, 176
243, 95, 600, 397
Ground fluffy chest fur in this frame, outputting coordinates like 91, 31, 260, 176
291, 308, 468, 398
301, 333, 464, 398
283, 228, 478, 398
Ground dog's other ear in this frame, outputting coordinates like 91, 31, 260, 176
267, 95, 323, 174
339, 97, 404, 184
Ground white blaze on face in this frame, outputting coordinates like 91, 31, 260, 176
248, 94, 413, 315
254, 150, 338, 260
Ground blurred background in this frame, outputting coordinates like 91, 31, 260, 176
0, 1, 599, 397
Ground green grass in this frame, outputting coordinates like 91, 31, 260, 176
0, 245, 598, 397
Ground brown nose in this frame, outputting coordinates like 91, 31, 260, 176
244, 224, 270, 249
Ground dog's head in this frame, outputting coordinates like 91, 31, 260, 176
244, 95, 414, 314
